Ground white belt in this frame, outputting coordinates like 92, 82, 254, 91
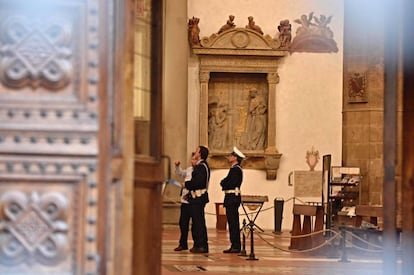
224, 187, 240, 195
190, 188, 207, 198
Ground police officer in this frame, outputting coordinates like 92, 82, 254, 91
183, 145, 210, 253
220, 146, 245, 253
173, 153, 197, 251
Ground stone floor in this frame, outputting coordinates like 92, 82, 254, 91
161, 225, 398, 275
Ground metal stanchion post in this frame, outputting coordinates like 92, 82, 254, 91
246, 222, 258, 261
240, 195, 267, 260
239, 219, 247, 257
339, 227, 350, 263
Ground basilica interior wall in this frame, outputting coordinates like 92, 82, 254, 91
163, 0, 345, 230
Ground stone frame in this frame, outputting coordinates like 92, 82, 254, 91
192, 28, 287, 180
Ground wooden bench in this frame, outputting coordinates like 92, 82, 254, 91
354, 205, 382, 228
339, 205, 383, 248
289, 204, 324, 250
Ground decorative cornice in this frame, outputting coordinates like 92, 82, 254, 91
189, 13, 338, 54
188, 16, 288, 58
192, 28, 287, 57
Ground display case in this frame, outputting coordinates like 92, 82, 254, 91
327, 167, 361, 228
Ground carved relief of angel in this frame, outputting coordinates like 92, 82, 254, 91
313, 14, 334, 38
291, 12, 338, 52
294, 12, 316, 35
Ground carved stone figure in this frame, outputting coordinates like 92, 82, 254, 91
245, 16, 263, 35
188, 16, 200, 46
246, 88, 267, 150
208, 102, 217, 146
277, 19, 292, 48
218, 15, 236, 34
209, 103, 228, 149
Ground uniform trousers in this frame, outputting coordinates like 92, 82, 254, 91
189, 201, 209, 249
224, 195, 241, 249
178, 203, 191, 249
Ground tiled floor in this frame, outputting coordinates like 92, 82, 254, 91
162, 225, 395, 275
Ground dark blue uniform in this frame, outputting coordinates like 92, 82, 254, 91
185, 160, 210, 252
220, 164, 242, 250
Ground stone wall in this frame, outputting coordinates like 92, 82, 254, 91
342, 0, 402, 226
186, 0, 344, 230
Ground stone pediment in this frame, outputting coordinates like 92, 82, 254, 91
193, 28, 287, 57
201, 28, 280, 49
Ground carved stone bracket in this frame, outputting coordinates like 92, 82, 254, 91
265, 147, 282, 180
192, 27, 288, 180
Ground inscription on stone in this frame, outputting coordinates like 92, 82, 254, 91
294, 170, 322, 197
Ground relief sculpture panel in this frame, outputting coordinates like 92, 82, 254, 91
208, 73, 268, 153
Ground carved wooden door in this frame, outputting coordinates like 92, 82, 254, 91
0, 0, 120, 274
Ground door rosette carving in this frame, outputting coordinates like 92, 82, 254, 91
0, 16, 73, 89
0, 191, 69, 266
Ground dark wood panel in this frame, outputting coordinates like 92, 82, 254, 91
0, 157, 95, 274
0, 0, 107, 274
0, 0, 99, 156
402, 1, 414, 273
134, 156, 164, 275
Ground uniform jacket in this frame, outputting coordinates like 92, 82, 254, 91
184, 159, 210, 204
220, 164, 243, 207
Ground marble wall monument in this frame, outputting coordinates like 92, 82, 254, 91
189, 15, 289, 179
